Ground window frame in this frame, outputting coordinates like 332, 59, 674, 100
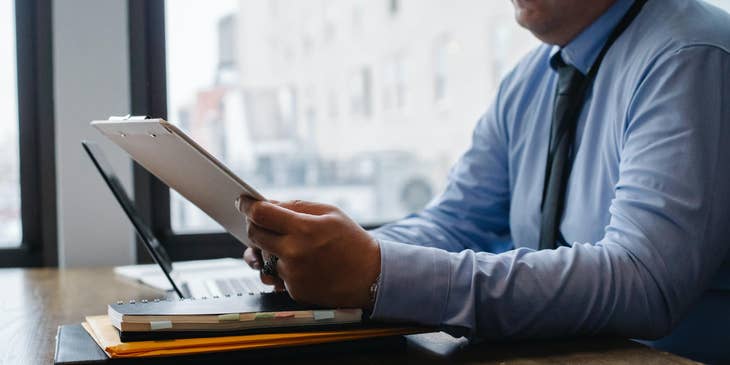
0, 0, 57, 267
129, 0, 383, 262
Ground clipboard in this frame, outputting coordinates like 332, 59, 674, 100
91, 116, 265, 246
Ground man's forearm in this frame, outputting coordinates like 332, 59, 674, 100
371, 239, 679, 340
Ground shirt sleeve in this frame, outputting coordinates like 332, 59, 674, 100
371, 45, 730, 340
370, 85, 513, 254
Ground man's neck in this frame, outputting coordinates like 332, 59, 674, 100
539, 1, 618, 46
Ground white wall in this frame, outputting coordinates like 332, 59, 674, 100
53, 0, 135, 267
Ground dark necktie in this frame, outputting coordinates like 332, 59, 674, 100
536, 0, 647, 250
538, 55, 586, 250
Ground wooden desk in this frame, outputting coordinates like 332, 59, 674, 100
0, 267, 698, 364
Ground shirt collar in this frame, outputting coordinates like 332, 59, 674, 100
549, 0, 634, 74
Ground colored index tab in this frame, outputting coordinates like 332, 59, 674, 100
313, 310, 335, 320
239, 313, 257, 321
217, 313, 240, 322
255, 313, 275, 320
274, 312, 295, 319
149, 320, 173, 331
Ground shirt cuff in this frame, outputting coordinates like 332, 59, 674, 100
370, 239, 452, 326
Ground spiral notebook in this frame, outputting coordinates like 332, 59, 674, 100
109, 291, 364, 341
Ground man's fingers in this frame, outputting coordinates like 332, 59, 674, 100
251, 249, 285, 291
243, 247, 261, 270
260, 271, 284, 287
239, 197, 315, 234
246, 221, 288, 256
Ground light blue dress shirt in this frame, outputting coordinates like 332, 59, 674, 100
370, 0, 730, 354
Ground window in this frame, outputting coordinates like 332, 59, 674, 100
350, 67, 373, 118
0, 0, 21, 248
166, 0, 535, 227
383, 54, 407, 111
0, 0, 56, 267
389, 0, 400, 16
433, 35, 450, 104
131, 0, 537, 259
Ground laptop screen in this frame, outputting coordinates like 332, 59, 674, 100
82, 141, 185, 298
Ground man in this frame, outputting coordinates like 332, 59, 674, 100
237, 0, 730, 362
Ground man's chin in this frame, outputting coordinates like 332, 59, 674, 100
511, 1, 540, 29
514, 11, 542, 34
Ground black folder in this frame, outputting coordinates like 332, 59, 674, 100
54, 324, 406, 364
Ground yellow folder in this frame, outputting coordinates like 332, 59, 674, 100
83, 315, 428, 358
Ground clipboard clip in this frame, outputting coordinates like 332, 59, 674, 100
108, 114, 150, 121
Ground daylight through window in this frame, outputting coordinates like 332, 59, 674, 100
163, 0, 549, 232
0, 0, 21, 247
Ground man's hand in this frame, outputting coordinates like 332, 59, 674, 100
237, 198, 381, 309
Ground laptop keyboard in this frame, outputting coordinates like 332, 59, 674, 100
203, 277, 272, 297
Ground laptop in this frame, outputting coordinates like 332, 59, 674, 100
82, 141, 272, 299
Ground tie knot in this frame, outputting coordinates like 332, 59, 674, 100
551, 52, 586, 95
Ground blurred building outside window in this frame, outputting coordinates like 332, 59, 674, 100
166, 0, 539, 232
350, 67, 373, 118
433, 35, 450, 105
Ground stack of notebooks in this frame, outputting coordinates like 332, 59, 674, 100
107, 292, 366, 342
57, 292, 429, 362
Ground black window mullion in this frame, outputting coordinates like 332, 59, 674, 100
0, 0, 56, 267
